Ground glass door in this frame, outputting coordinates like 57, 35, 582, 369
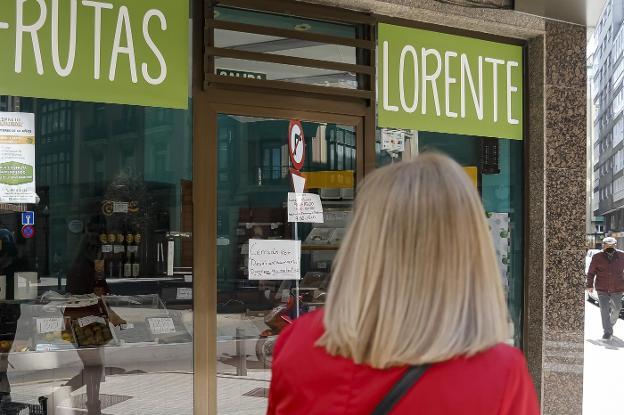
214, 113, 360, 414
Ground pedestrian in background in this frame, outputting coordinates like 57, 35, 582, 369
267, 153, 539, 415
586, 236, 624, 340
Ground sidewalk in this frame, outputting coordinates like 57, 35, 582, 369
8, 363, 271, 414
583, 299, 624, 414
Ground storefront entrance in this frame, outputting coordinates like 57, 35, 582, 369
207, 107, 363, 414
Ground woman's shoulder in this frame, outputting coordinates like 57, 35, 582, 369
435, 342, 530, 386
456, 343, 528, 371
277, 309, 325, 347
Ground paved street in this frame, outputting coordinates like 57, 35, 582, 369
583, 298, 624, 414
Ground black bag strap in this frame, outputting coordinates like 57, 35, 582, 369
371, 364, 430, 415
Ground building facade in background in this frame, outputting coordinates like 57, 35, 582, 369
591, 0, 624, 242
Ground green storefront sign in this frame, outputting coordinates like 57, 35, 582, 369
378, 23, 523, 140
0, 0, 188, 109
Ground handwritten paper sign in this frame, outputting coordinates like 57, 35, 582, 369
287, 192, 324, 223
36, 318, 64, 334
248, 239, 301, 280
148, 317, 176, 335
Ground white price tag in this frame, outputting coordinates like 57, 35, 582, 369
148, 318, 176, 335
113, 202, 129, 213
113, 245, 125, 254
176, 287, 192, 300
36, 317, 64, 334
78, 315, 106, 328
101, 245, 113, 253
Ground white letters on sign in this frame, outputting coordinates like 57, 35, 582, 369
9, 1, 170, 84
287, 192, 324, 223
248, 239, 301, 280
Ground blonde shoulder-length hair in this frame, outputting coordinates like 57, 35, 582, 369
317, 153, 510, 369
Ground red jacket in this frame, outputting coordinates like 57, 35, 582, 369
586, 250, 624, 293
267, 310, 540, 415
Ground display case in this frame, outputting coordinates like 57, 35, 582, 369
0, 293, 192, 355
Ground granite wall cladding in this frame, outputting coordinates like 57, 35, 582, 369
294, 1, 587, 412
540, 19, 587, 415
525, 34, 546, 396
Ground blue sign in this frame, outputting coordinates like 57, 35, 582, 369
21, 211, 35, 226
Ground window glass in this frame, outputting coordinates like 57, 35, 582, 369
215, 114, 356, 414
376, 130, 524, 345
0, 99, 193, 413
211, 7, 367, 90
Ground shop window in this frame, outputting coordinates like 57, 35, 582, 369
376, 130, 524, 346
0, 96, 194, 414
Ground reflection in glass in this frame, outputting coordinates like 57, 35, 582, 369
216, 115, 356, 414
376, 129, 524, 346
0, 99, 194, 415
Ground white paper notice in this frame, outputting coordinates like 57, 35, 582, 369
176, 287, 193, 300
113, 201, 129, 213
78, 315, 106, 328
148, 317, 176, 335
248, 239, 301, 280
37, 318, 64, 334
0, 112, 38, 203
287, 192, 324, 223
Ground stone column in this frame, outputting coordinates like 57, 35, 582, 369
527, 20, 587, 415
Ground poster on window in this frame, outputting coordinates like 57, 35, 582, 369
0, 113, 38, 203
487, 212, 511, 291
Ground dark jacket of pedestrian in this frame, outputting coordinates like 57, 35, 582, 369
587, 250, 624, 293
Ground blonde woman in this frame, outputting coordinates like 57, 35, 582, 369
267, 154, 539, 415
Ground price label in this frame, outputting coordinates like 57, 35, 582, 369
101, 245, 113, 253
176, 288, 192, 300
113, 245, 125, 254
36, 317, 64, 334
148, 317, 176, 335
113, 202, 129, 213
78, 315, 106, 328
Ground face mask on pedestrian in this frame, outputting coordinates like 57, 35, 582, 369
605, 247, 616, 254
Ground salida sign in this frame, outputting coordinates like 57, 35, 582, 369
0, 0, 188, 109
378, 24, 523, 140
